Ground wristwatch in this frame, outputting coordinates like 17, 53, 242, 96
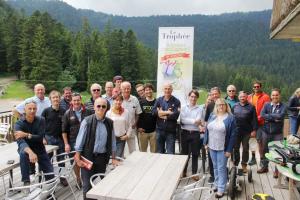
27, 133, 32, 139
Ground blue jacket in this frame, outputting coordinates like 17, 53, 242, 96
204, 113, 237, 153
261, 102, 286, 135
152, 95, 180, 133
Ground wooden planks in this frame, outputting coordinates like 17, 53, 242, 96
87, 151, 188, 200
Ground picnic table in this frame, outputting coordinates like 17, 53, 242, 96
87, 151, 188, 200
0, 142, 58, 187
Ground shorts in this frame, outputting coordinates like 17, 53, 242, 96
256, 126, 264, 142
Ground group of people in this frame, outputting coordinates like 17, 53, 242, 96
12, 75, 300, 199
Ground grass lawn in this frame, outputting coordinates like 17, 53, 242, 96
0, 80, 33, 100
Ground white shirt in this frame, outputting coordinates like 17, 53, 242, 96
16, 96, 51, 116
207, 113, 228, 151
106, 109, 132, 137
180, 104, 204, 131
122, 95, 142, 129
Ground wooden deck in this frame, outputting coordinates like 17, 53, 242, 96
1, 147, 299, 200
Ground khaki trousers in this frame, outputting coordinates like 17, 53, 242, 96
138, 131, 156, 153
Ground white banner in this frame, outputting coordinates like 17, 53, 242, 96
156, 27, 194, 106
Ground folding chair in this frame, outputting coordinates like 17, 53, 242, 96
51, 151, 78, 200
5, 172, 59, 200
0, 123, 10, 145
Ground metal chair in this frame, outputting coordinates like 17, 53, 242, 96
51, 151, 78, 200
0, 123, 10, 145
172, 175, 213, 200
5, 172, 59, 200
90, 156, 125, 188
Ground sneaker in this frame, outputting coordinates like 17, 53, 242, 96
248, 157, 257, 166
257, 167, 269, 174
207, 176, 214, 184
22, 182, 30, 196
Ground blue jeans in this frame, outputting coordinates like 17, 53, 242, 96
209, 149, 228, 193
116, 138, 126, 158
19, 150, 54, 183
45, 135, 65, 167
156, 130, 175, 154
289, 116, 300, 135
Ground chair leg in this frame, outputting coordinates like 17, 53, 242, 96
66, 178, 78, 200
2, 175, 6, 194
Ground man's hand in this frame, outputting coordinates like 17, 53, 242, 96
29, 152, 38, 163
112, 159, 120, 167
65, 144, 71, 153
14, 131, 28, 140
250, 131, 256, 138
225, 152, 231, 158
43, 138, 47, 145
199, 126, 206, 133
138, 128, 145, 133
120, 134, 128, 141
74, 153, 84, 167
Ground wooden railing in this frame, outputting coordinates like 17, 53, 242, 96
271, 0, 300, 31
0, 110, 14, 142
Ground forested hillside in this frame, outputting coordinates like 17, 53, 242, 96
3, 0, 300, 100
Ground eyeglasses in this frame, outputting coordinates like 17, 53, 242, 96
253, 86, 261, 89
227, 90, 236, 92
96, 104, 107, 109
93, 89, 101, 92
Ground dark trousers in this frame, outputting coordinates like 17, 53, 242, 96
82, 153, 109, 200
45, 135, 65, 167
233, 132, 251, 166
208, 152, 214, 178
156, 130, 176, 154
181, 130, 202, 174
19, 150, 54, 183
261, 131, 283, 168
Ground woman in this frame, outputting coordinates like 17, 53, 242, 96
204, 98, 236, 198
180, 90, 204, 181
287, 88, 300, 135
106, 94, 132, 158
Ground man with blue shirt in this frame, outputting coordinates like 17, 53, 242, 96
14, 83, 51, 117
14, 99, 53, 194
74, 98, 118, 200
153, 83, 180, 154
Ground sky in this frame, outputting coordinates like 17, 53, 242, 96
63, 0, 273, 17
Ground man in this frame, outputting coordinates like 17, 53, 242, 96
85, 83, 102, 113
137, 83, 157, 152
14, 83, 51, 117
102, 81, 114, 106
62, 93, 93, 186
42, 90, 68, 186
247, 81, 270, 166
225, 84, 239, 108
74, 98, 118, 200
232, 91, 258, 173
113, 75, 123, 89
258, 88, 286, 176
121, 81, 142, 153
60, 87, 72, 111
14, 99, 53, 194
153, 83, 180, 154
204, 87, 221, 183
135, 84, 145, 100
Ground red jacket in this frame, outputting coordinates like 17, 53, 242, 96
247, 92, 270, 126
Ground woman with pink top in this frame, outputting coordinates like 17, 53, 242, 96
106, 94, 132, 158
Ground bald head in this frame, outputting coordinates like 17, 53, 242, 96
34, 83, 46, 100
121, 81, 131, 99
163, 83, 173, 99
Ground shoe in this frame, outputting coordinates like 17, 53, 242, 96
273, 170, 279, 179
242, 164, 248, 173
60, 177, 68, 187
207, 176, 214, 184
215, 192, 224, 198
257, 167, 269, 174
192, 175, 200, 181
212, 187, 217, 192
22, 182, 30, 196
248, 157, 257, 166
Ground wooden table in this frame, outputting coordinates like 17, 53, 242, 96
0, 142, 58, 187
87, 151, 188, 200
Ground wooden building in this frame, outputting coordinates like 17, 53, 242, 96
270, 0, 300, 40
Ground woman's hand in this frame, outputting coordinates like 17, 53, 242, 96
120, 134, 128, 140
224, 152, 231, 158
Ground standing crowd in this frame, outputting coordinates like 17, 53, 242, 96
12, 76, 300, 199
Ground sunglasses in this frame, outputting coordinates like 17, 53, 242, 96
96, 104, 107, 109
253, 86, 261, 89
93, 89, 101, 92
227, 90, 235, 92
